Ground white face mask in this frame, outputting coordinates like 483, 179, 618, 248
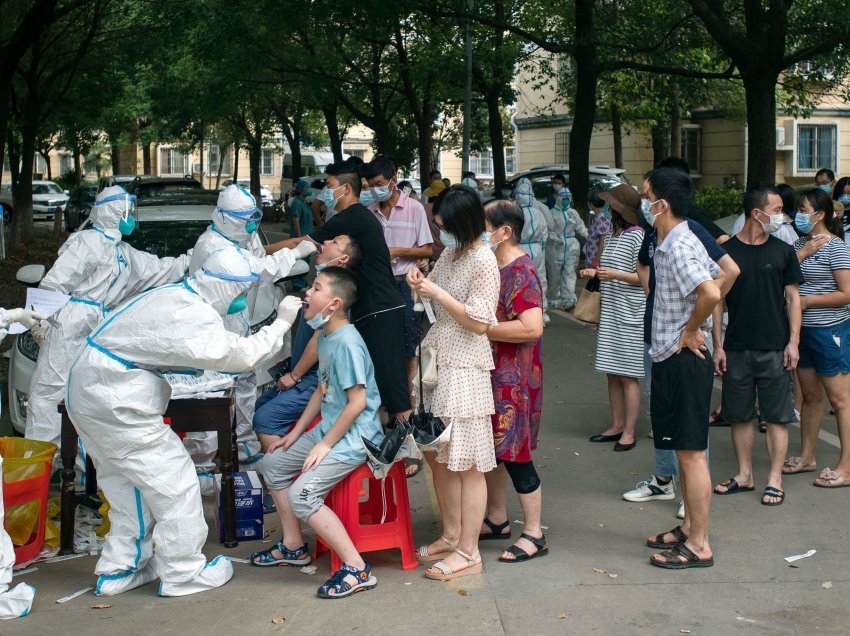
482, 229, 505, 252
757, 210, 785, 234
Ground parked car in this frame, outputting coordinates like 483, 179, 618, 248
222, 179, 273, 207
126, 176, 202, 200
31, 180, 70, 220
63, 184, 98, 231
483, 164, 630, 201
6, 190, 307, 435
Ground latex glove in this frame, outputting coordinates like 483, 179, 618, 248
4, 307, 46, 329
30, 321, 51, 345
292, 241, 318, 259
277, 296, 303, 327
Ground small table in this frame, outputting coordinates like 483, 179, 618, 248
58, 393, 241, 554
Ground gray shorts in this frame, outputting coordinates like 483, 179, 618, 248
261, 433, 357, 520
721, 349, 796, 424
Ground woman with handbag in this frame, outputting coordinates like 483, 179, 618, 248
580, 184, 646, 451
407, 185, 500, 581
479, 200, 548, 562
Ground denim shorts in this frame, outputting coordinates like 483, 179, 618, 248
798, 319, 850, 377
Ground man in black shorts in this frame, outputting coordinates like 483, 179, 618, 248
642, 168, 721, 570
712, 185, 803, 506
266, 159, 411, 420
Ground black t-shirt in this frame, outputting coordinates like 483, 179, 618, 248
723, 236, 804, 351
308, 203, 404, 321
686, 203, 727, 240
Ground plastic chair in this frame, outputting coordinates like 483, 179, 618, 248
4, 463, 52, 563
314, 461, 417, 572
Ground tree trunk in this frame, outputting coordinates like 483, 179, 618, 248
650, 124, 667, 166
742, 69, 778, 188
372, 122, 392, 156
142, 142, 152, 175
215, 146, 225, 189
323, 104, 343, 163
44, 152, 52, 180
12, 116, 38, 248
110, 142, 120, 174
485, 89, 506, 196
232, 144, 239, 182
611, 102, 623, 169
568, 0, 598, 220
670, 87, 682, 161
248, 139, 262, 202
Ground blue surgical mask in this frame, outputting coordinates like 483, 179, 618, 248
118, 215, 136, 236
306, 300, 336, 329
839, 194, 850, 206
371, 183, 394, 202
315, 256, 342, 274
794, 212, 815, 234
602, 202, 611, 219
245, 221, 258, 233
322, 186, 342, 211
227, 294, 247, 314
641, 198, 662, 227
818, 183, 833, 193
482, 229, 504, 252
305, 188, 313, 197
439, 229, 458, 249
359, 190, 375, 207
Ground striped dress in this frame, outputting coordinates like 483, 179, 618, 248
595, 227, 646, 377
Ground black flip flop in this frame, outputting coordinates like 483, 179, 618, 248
479, 517, 511, 541
761, 486, 785, 506
498, 533, 548, 562
714, 477, 755, 495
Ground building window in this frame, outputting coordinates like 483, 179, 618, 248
505, 146, 516, 174
207, 144, 231, 175
469, 150, 493, 177
797, 124, 836, 173
261, 149, 275, 176
681, 127, 702, 175
34, 153, 47, 176
159, 147, 189, 175
555, 132, 569, 163
348, 149, 366, 159
59, 153, 73, 175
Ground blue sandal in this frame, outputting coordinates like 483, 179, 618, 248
250, 540, 311, 567
317, 562, 377, 599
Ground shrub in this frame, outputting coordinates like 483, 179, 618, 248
694, 186, 744, 220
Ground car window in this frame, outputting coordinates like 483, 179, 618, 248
123, 221, 209, 258
33, 184, 63, 194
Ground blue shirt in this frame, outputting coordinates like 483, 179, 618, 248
638, 219, 726, 344
308, 324, 383, 464
289, 197, 314, 237
291, 318, 318, 382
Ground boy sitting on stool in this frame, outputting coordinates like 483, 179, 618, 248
252, 267, 384, 599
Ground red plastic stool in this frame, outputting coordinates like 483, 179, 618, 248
315, 461, 417, 572
4, 463, 52, 563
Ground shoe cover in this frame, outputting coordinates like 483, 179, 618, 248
0, 583, 35, 619
198, 472, 216, 497
158, 556, 234, 597
95, 562, 157, 596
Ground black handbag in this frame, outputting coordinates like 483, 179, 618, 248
409, 311, 446, 445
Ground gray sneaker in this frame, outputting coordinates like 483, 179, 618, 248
623, 475, 675, 502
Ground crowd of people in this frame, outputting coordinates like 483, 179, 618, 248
3, 148, 850, 617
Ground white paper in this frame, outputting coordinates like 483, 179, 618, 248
9, 288, 71, 334
422, 298, 436, 324
12, 567, 38, 577
784, 549, 816, 563
227, 557, 251, 564
56, 587, 93, 604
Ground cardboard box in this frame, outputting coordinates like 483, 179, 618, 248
214, 470, 264, 543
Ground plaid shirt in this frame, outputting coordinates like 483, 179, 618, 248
650, 221, 719, 362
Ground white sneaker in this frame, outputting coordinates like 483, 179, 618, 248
623, 475, 675, 502
676, 500, 685, 519
543, 313, 551, 327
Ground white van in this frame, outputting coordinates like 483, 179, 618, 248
280, 151, 347, 194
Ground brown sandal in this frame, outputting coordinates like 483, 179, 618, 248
650, 543, 714, 569
646, 525, 687, 549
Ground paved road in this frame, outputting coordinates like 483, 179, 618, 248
5, 310, 850, 634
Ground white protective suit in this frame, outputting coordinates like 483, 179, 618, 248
184, 185, 310, 491
514, 178, 549, 300
65, 248, 303, 597
26, 186, 192, 479
546, 187, 588, 310
0, 308, 42, 619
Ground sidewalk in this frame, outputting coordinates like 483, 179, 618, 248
5, 311, 849, 634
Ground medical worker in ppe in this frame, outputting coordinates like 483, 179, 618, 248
513, 177, 550, 311
0, 308, 44, 619
545, 185, 587, 310
185, 185, 316, 492
26, 186, 193, 473
66, 248, 304, 597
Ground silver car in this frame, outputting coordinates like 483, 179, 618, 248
484, 164, 630, 201
6, 191, 304, 435
31, 180, 70, 220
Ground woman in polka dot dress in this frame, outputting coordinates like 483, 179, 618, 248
407, 185, 500, 580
